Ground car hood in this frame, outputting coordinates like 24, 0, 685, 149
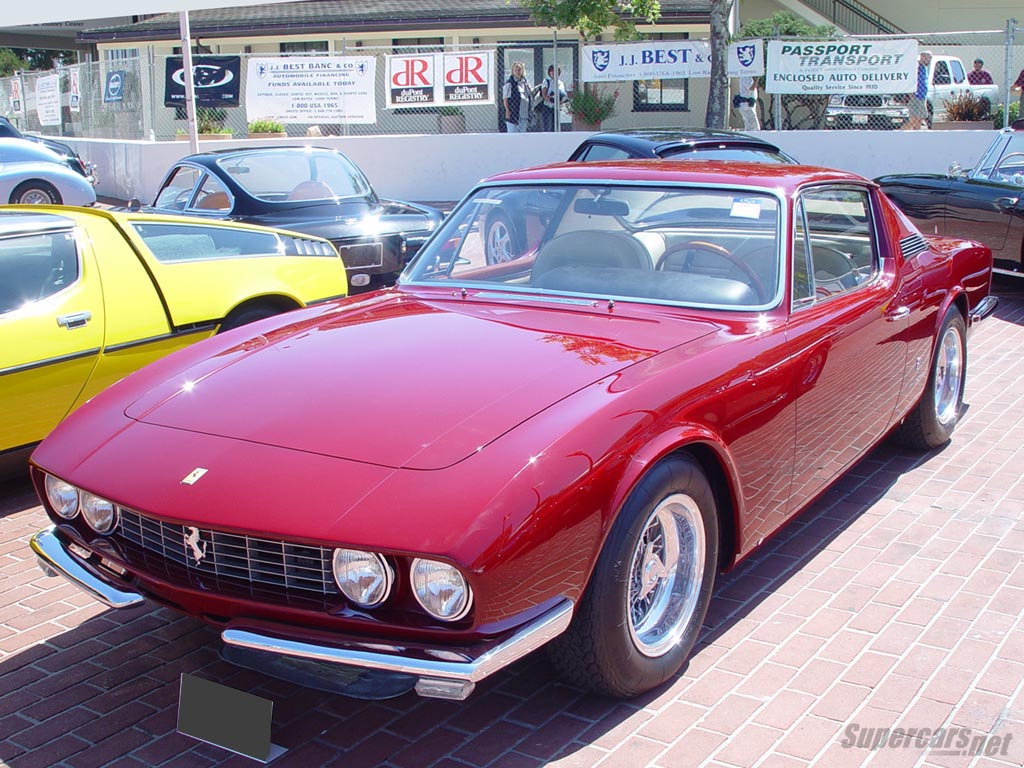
124, 291, 716, 470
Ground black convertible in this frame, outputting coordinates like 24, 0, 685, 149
143, 147, 443, 290
877, 126, 1024, 275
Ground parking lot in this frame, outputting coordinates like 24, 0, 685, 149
1, 276, 1023, 768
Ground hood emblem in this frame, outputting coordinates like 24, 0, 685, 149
181, 467, 208, 485
183, 526, 208, 565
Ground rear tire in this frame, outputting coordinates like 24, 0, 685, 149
218, 304, 286, 333
892, 306, 966, 449
547, 455, 718, 697
10, 181, 61, 205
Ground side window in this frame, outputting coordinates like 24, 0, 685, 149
0, 231, 80, 314
950, 59, 966, 84
798, 187, 878, 302
578, 144, 633, 162
933, 61, 951, 86
154, 166, 202, 210
792, 200, 813, 306
193, 175, 232, 211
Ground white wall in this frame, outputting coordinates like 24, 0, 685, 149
58, 129, 998, 207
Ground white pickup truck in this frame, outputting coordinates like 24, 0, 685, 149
824, 54, 1000, 129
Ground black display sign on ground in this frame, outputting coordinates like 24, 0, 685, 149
164, 56, 241, 107
177, 673, 286, 763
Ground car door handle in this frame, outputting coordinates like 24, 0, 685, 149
887, 306, 911, 321
995, 196, 1019, 212
57, 311, 92, 329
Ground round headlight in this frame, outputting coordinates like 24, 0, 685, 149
332, 549, 393, 608
45, 474, 80, 519
410, 558, 472, 622
80, 492, 117, 534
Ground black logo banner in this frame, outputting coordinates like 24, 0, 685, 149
164, 56, 241, 107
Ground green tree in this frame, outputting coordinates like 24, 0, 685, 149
521, 0, 662, 41
10, 48, 76, 71
705, 0, 732, 129
0, 48, 28, 77
736, 11, 836, 129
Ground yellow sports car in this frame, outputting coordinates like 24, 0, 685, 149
1, 205, 347, 473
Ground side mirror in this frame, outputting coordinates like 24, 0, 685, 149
947, 162, 963, 177
127, 198, 143, 212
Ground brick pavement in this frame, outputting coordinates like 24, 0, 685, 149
1, 278, 1022, 768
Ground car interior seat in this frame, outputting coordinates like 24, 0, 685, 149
530, 230, 652, 287
287, 181, 335, 201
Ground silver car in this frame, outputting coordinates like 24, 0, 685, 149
0, 138, 97, 206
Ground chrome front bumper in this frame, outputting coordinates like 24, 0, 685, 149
222, 599, 574, 700
30, 525, 144, 609
30, 524, 574, 700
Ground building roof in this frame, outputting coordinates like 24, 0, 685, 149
79, 0, 711, 43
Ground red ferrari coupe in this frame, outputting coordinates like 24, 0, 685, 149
29, 161, 997, 701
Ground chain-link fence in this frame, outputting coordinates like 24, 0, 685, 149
781, 29, 1020, 132
1, 28, 1022, 140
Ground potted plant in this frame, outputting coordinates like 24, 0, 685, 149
437, 105, 465, 134
935, 92, 995, 130
567, 84, 618, 131
176, 107, 233, 139
247, 119, 287, 138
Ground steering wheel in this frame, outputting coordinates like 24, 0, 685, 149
657, 240, 768, 302
994, 152, 1024, 184
171, 188, 195, 207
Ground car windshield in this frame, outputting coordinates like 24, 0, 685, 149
404, 183, 782, 310
661, 146, 793, 163
215, 150, 373, 201
970, 132, 1024, 184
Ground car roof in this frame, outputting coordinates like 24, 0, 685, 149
0, 211, 75, 235
582, 128, 784, 153
484, 160, 870, 193
182, 145, 341, 162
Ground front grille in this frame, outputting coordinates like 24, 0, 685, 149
845, 95, 883, 108
335, 241, 384, 269
113, 507, 338, 604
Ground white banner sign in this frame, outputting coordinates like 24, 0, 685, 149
385, 51, 495, 108
36, 75, 61, 126
766, 39, 917, 95
581, 40, 764, 82
245, 56, 376, 124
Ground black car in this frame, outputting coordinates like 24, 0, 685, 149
567, 129, 798, 164
0, 117, 97, 186
144, 147, 443, 290
876, 126, 1024, 275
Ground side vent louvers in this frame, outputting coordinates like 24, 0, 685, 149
900, 234, 928, 260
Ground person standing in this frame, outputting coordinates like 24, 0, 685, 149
906, 50, 932, 130
502, 61, 532, 133
540, 64, 567, 132
1011, 67, 1024, 113
734, 76, 760, 130
967, 58, 994, 85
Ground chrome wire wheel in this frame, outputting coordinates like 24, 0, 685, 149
485, 215, 513, 263
933, 324, 964, 427
627, 492, 705, 658
17, 186, 56, 205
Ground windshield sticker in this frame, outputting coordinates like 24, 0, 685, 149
730, 198, 762, 219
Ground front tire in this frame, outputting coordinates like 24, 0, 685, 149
548, 455, 719, 697
892, 305, 966, 449
10, 181, 61, 205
